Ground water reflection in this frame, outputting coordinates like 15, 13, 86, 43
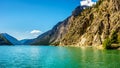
0, 46, 120, 68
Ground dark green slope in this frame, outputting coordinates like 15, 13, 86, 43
0, 34, 12, 45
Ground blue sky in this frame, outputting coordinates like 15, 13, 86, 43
0, 0, 97, 40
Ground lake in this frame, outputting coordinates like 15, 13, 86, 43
0, 46, 120, 68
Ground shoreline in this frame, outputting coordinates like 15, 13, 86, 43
55, 44, 120, 50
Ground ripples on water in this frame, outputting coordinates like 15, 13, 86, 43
0, 46, 120, 68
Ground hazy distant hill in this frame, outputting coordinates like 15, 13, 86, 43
20, 39, 34, 45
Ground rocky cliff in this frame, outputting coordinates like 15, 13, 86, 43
29, 5, 88, 45
59, 0, 120, 46
30, 0, 120, 47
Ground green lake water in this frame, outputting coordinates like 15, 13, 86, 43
0, 46, 120, 68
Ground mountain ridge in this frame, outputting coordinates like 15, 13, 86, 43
25, 0, 120, 48
0, 33, 21, 45
0, 33, 13, 45
27, 5, 88, 45
59, 0, 120, 46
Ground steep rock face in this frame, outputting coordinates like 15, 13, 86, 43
72, 5, 88, 16
31, 18, 71, 45
30, 5, 87, 45
59, 0, 120, 46
31, 0, 120, 46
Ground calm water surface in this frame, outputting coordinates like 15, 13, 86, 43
0, 46, 120, 68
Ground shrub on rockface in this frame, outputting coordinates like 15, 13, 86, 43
111, 31, 118, 43
118, 34, 120, 43
103, 31, 120, 49
103, 38, 112, 49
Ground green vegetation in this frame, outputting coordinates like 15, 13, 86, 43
103, 38, 112, 49
52, 42, 60, 46
0, 35, 12, 45
103, 31, 120, 49
118, 34, 120, 43
111, 31, 118, 43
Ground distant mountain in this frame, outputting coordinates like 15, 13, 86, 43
0, 33, 12, 45
20, 39, 34, 45
0, 33, 21, 45
29, 0, 120, 47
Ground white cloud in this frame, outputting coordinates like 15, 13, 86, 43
80, 0, 96, 6
30, 30, 42, 34
30, 30, 42, 37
